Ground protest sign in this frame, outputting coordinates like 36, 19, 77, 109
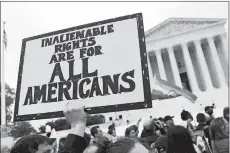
14, 13, 151, 122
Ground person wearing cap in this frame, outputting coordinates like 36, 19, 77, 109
164, 115, 174, 128
205, 105, 215, 125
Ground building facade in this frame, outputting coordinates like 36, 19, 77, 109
103, 18, 228, 124
146, 18, 228, 93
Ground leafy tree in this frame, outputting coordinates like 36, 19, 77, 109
9, 121, 36, 138
38, 114, 106, 133
86, 115, 105, 126
0, 84, 15, 124
54, 118, 71, 131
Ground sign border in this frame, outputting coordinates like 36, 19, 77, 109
13, 13, 152, 122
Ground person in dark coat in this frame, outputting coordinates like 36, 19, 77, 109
57, 105, 88, 153
166, 126, 201, 153
140, 120, 159, 146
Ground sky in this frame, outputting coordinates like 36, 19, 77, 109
1, 2, 228, 130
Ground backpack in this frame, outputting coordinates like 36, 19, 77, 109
194, 128, 212, 153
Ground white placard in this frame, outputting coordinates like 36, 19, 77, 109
14, 13, 151, 121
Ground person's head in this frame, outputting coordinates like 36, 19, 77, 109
164, 115, 174, 127
205, 106, 214, 115
223, 107, 229, 122
108, 123, 115, 130
196, 113, 206, 124
108, 138, 150, 153
166, 126, 197, 153
91, 126, 103, 138
84, 136, 110, 153
125, 125, 139, 138
153, 118, 158, 122
143, 120, 155, 132
10, 135, 53, 153
108, 129, 116, 137
181, 110, 193, 122
210, 117, 228, 140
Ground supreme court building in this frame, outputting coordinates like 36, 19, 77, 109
146, 18, 228, 93
104, 18, 228, 123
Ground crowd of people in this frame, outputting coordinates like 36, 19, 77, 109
7, 104, 229, 153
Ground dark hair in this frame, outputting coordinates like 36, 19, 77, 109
46, 132, 51, 138
91, 126, 100, 138
125, 125, 138, 137
108, 128, 115, 136
166, 126, 196, 153
181, 110, 193, 121
223, 107, 229, 116
205, 106, 214, 112
125, 128, 130, 137
10, 135, 51, 153
85, 136, 111, 153
108, 137, 149, 153
196, 113, 206, 123
108, 123, 115, 130
158, 117, 164, 121
164, 115, 174, 123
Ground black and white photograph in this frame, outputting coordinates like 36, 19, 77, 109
0, 1, 229, 153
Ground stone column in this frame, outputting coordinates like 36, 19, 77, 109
220, 33, 228, 65
181, 42, 199, 92
155, 49, 167, 80
167, 46, 182, 87
194, 39, 213, 90
207, 36, 226, 88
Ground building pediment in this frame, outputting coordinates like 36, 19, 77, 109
145, 18, 226, 40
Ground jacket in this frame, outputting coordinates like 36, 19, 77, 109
140, 129, 159, 146
58, 134, 88, 153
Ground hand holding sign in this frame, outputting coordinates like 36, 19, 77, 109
64, 102, 87, 137
64, 102, 87, 127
